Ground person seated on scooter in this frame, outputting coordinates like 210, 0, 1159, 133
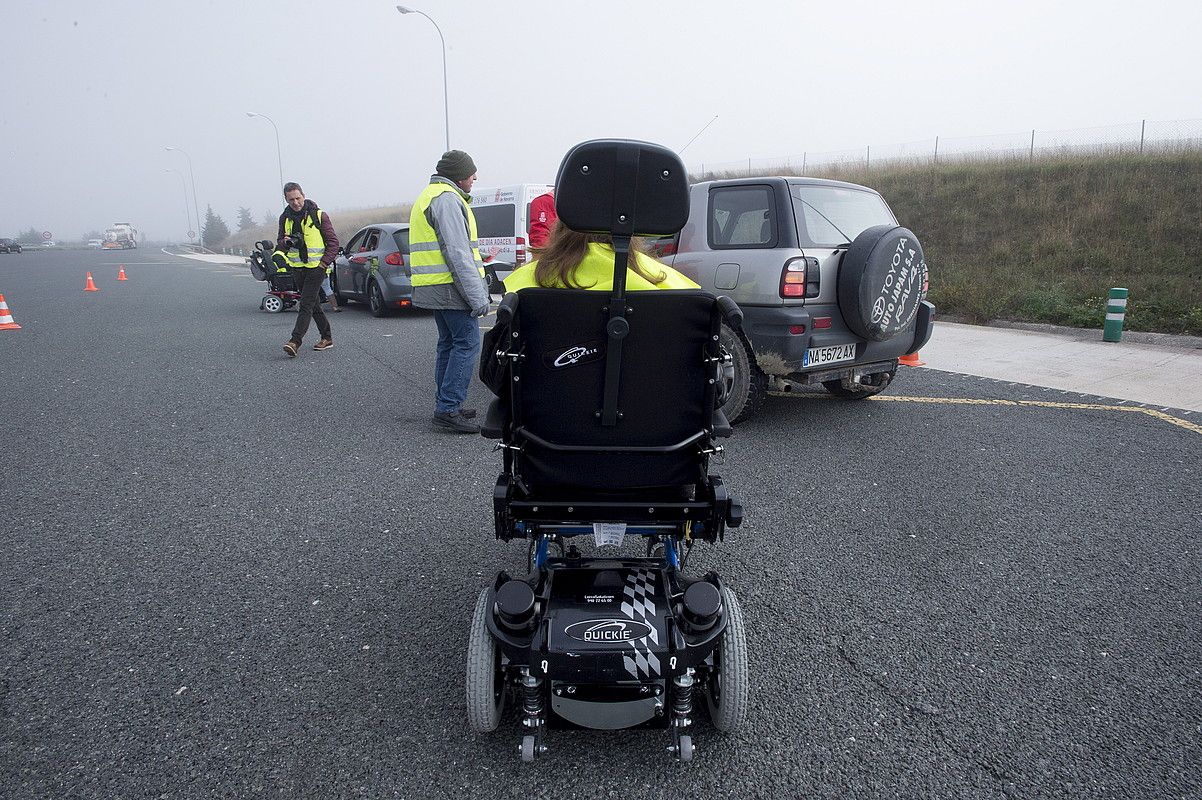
502, 220, 697, 292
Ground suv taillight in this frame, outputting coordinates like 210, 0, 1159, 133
780, 256, 820, 299
385, 251, 403, 266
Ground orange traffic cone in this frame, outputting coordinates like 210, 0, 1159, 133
899, 351, 925, 367
85, 272, 99, 292
0, 294, 21, 330
117, 266, 128, 281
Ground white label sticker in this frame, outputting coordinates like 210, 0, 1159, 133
593, 523, 627, 548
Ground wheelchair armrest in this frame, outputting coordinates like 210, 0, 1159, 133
716, 295, 743, 326
481, 397, 508, 439
496, 292, 520, 324
711, 408, 732, 438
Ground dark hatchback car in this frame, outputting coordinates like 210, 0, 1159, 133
332, 223, 412, 316
0, 238, 22, 254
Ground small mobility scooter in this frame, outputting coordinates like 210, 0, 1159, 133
470, 139, 748, 762
248, 239, 300, 313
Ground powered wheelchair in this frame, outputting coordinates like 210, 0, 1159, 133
470, 139, 748, 762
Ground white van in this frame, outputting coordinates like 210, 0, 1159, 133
470, 183, 553, 292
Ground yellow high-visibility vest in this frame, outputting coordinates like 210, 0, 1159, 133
277, 208, 327, 269
408, 183, 483, 286
504, 242, 700, 292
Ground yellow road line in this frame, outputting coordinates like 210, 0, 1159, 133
868, 395, 1202, 436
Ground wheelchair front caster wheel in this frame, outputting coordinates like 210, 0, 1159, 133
520, 734, 537, 762
677, 734, 694, 762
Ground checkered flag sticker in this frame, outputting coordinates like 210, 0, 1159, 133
620, 570, 661, 678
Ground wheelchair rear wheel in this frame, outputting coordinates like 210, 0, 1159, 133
705, 585, 749, 731
466, 588, 505, 732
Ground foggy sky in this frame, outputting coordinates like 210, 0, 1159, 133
2, 0, 1199, 242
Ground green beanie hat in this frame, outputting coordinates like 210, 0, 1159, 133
436, 150, 477, 181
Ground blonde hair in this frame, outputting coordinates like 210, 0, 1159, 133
533, 220, 667, 289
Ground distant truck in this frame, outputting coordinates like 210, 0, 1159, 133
102, 223, 139, 249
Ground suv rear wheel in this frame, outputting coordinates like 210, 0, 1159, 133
717, 322, 766, 424
823, 368, 895, 400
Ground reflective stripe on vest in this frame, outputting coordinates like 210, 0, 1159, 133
279, 208, 326, 269
408, 183, 484, 286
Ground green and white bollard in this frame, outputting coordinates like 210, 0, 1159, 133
1103, 287, 1128, 342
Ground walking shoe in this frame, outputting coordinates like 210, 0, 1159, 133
328, 293, 339, 311
313, 339, 334, 351
283, 340, 300, 358
459, 407, 478, 419
432, 410, 480, 434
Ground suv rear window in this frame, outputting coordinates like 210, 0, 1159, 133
708, 186, 776, 248
473, 204, 516, 238
790, 185, 895, 248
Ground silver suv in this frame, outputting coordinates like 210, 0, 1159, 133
652, 177, 934, 422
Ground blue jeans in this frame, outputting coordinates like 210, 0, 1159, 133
432, 308, 481, 414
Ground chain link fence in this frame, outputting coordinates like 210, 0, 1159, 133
694, 118, 1202, 177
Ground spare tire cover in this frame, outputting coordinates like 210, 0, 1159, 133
836, 225, 929, 342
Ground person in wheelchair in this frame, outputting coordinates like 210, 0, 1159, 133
502, 220, 698, 292
468, 139, 748, 763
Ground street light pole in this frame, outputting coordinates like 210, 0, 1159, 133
396, 5, 450, 152
164, 168, 193, 244
246, 111, 285, 190
166, 146, 202, 247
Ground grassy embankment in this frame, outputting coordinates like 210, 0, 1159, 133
712, 150, 1202, 336
223, 151, 1202, 335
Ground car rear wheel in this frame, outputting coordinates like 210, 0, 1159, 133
717, 322, 766, 424
822, 368, 895, 399
368, 280, 388, 317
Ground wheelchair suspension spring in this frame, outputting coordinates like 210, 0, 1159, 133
671, 670, 695, 728
521, 669, 545, 728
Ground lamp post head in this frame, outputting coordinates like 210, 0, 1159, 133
246, 112, 257, 118
396, 5, 415, 13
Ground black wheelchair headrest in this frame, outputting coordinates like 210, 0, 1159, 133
554, 139, 689, 237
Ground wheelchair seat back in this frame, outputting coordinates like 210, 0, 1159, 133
493, 139, 729, 499
505, 286, 721, 494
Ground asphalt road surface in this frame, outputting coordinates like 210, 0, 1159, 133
2, 249, 1199, 799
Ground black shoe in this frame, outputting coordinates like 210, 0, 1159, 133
432, 411, 480, 434
459, 407, 477, 419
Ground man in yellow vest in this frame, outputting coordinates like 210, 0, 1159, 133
277, 182, 339, 357
409, 150, 490, 433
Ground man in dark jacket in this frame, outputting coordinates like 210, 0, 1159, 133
276, 182, 339, 357
408, 151, 490, 433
